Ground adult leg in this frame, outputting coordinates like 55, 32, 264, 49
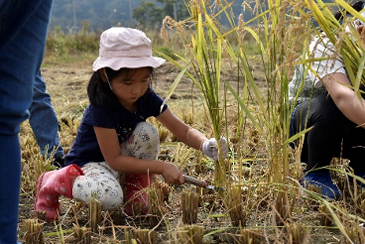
293, 92, 344, 170
292, 93, 345, 198
0, 1, 52, 243
0, 135, 21, 243
29, 70, 64, 160
341, 121, 365, 174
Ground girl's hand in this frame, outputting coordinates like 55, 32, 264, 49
161, 162, 185, 185
202, 137, 228, 161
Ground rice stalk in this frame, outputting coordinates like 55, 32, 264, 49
181, 189, 200, 224
273, 190, 291, 225
345, 223, 365, 244
229, 0, 304, 224
158, 0, 233, 189
237, 227, 264, 244
164, 0, 309, 224
285, 222, 310, 244
227, 185, 247, 227
23, 218, 44, 244
192, 1, 304, 217
124, 227, 133, 244
190, 3, 226, 188
339, 205, 365, 244
177, 225, 204, 244
89, 196, 101, 233
73, 224, 91, 244
134, 228, 157, 244
147, 185, 165, 227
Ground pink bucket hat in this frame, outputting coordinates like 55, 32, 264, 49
92, 27, 165, 71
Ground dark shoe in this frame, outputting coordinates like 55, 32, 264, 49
302, 172, 341, 199
52, 153, 65, 168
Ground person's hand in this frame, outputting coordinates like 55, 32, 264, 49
202, 137, 228, 161
161, 162, 185, 185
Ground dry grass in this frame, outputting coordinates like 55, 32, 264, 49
17, 58, 365, 243
17, 0, 365, 242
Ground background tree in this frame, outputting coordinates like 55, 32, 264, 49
48, 0, 261, 32
133, 0, 189, 29
133, 1, 164, 29
156, 0, 189, 21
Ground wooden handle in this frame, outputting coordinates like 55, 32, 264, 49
183, 175, 206, 188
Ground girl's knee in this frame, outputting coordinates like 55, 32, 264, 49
134, 122, 159, 144
124, 122, 160, 156
98, 188, 124, 210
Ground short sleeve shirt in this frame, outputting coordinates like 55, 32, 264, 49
308, 34, 347, 87
64, 89, 167, 167
288, 34, 346, 103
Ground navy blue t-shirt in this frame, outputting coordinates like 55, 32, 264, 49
64, 90, 167, 167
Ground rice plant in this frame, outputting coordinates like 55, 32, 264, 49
160, 0, 308, 223
176, 225, 204, 244
133, 228, 157, 244
147, 184, 165, 227
89, 196, 101, 233
23, 219, 44, 244
73, 224, 91, 244
159, 0, 232, 189
285, 222, 310, 244
181, 189, 200, 224
227, 184, 246, 227
17, 0, 365, 243
238, 227, 264, 244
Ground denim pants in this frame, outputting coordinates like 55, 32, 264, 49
29, 70, 64, 158
291, 92, 365, 174
0, 1, 52, 243
72, 122, 159, 210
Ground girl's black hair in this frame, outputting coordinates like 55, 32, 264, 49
334, 1, 365, 20
87, 67, 154, 111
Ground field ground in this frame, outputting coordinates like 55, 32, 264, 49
17, 58, 359, 243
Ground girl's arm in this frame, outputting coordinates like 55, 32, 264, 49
93, 126, 184, 184
155, 108, 208, 150
323, 72, 365, 128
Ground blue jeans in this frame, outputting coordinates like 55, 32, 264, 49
29, 70, 64, 158
0, 1, 52, 243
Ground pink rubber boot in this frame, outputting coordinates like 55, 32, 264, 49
124, 174, 153, 215
34, 164, 83, 222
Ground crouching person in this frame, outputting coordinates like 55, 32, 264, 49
34, 27, 228, 222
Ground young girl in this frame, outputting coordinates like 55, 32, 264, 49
34, 27, 228, 222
